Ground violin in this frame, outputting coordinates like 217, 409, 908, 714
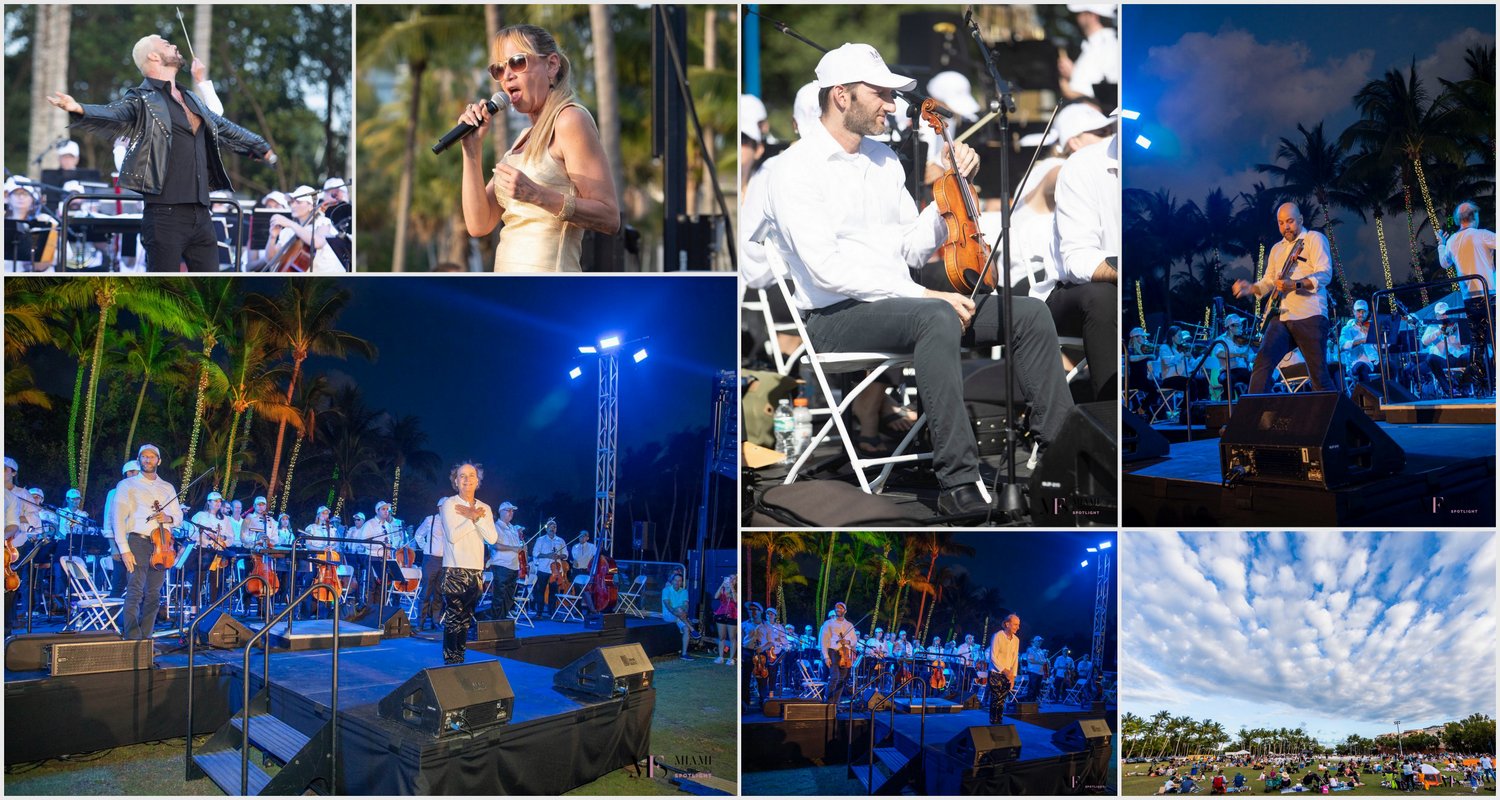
4, 536, 19, 592
753, 652, 769, 680
546, 520, 570, 595
922, 99, 994, 295
148, 501, 176, 571
838, 637, 854, 670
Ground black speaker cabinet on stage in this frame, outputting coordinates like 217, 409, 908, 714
583, 612, 626, 632
860, 686, 895, 712
377, 661, 514, 738
49, 638, 154, 676
1051, 718, 1113, 751
1030, 402, 1117, 526
5, 631, 121, 671
553, 643, 654, 699
947, 724, 1022, 768
473, 618, 515, 642
1121, 406, 1169, 463
1219, 392, 1405, 488
347, 603, 411, 638
194, 609, 256, 649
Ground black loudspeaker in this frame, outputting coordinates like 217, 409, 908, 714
1051, 718, 1113, 751
583, 612, 625, 632
1121, 406, 1169, 463
1030, 402, 1118, 526
49, 639, 154, 675
1015, 701, 1039, 716
5, 632, 120, 671
960, 692, 982, 711
860, 686, 895, 712
377, 661, 514, 738
1219, 392, 1405, 488
194, 609, 256, 649
473, 618, 515, 642
347, 603, 411, 638
553, 643, 654, 699
946, 725, 1022, 768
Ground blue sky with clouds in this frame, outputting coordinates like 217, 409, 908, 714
1122, 5, 1495, 289
1122, 531, 1496, 745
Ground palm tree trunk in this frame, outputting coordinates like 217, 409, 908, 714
278, 431, 304, 514
392, 60, 427, 272
267, 356, 303, 511
1400, 175, 1431, 307
763, 545, 774, 608
178, 338, 214, 501
29, 5, 71, 180
915, 551, 937, 637
227, 407, 253, 500
589, 5, 624, 210
1319, 203, 1353, 313
484, 5, 510, 159
78, 294, 114, 502
193, 5, 212, 68
124, 376, 150, 460
67, 361, 84, 491
222, 408, 244, 495
697, 8, 718, 215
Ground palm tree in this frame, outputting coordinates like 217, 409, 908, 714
177, 278, 242, 500
357, 7, 477, 272
277, 374, 331, 516
307, 385, 388, 515
245, 281, 376, 508
1340, 153, 1404, 311
909, 532, 974, 639
741, 530, 811, 609
3, 282, 55, 411
1121, 712, 1144, 760
382, 414, 441, 515
1125, 188, 1202, 322
219, 318, 297, 497
118, 320, 178, 460
1257, 121, 1358, 311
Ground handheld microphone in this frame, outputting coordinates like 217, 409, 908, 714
432, 92, 511, 155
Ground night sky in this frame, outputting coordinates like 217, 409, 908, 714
1122, 4, 1495, 287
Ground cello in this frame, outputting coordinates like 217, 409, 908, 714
546, 520, 570, 603
311, 527, 343, 605
245, 517, 280, 599
585, 523, 618, 613
922, 98, 994, 295
392, 526, 419, 594
4, 536, 19, 592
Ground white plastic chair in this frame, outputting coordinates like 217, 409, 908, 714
510, 572, 536, 628
388, 566, 422, 618
615, 574, 649, 618
551, 574, 589, 622
60, 555, 124, 633
798, 659, 827, 701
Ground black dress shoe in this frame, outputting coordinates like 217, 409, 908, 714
938, 484, 990, 516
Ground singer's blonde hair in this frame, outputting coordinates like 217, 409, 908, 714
493, 24, 579, 164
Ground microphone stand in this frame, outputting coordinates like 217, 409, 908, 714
964, 12, 1027, 524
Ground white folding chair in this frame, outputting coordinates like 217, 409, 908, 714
743, 286, 807, 376
389, 566, 422, 618
551, 574, 589, 622
615, 574, 649, 618
762, 246, 933, 493
60, 555, 124, 633
1063, 678, 1088, 706
798, 659, 827, 701
510, 572, 536, 628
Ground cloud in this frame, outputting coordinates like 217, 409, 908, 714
1415, 28, 1495, 92
1144, 26, 1375, 158
1123, 531, 1497, 730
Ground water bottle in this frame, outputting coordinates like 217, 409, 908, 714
792, 396, 813, 456
773, 398, 795, 457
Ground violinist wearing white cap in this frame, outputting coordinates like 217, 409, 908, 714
759, 42, 1076, 516
112, 443, 184, 640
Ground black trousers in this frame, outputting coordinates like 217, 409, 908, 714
990, 673, 1011, 724
441, 567, 484, 664
1249, 315, 1333, 393
142, 203, 217, 272
1045, 281, 1118, 401
418, 556, 443, 624
806, 294, 1074, 489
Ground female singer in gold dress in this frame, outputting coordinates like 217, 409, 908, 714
457, 24, 620, 272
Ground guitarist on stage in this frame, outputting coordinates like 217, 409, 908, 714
1232, 202, 1334, 394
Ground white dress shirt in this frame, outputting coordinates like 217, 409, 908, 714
439, 496, 498, 570
1253, 229, 1333, 321
570, 541, 597, 571
990, 630, 1020, 676
240, 511, 281, 548
740, 150, 792, 290
764, 118, 945, 310
414, 513, 444, 559
532, 533, 567, 570
301, 521, 337, 547
819, 617, 858, 662
358, 516, 400, 559
110, 473, 184, 554
100, 488, 119, 541
486, 518, 523, 570
6, 485, 39, 548
1052, 135, 1119, 291
191, 511, 231, 550
1439, 226, 1496, 299
1069, 27, 1119, 98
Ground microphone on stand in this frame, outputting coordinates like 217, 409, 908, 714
432, 92, 511, 154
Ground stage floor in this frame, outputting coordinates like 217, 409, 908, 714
1124, 422, 1496, 526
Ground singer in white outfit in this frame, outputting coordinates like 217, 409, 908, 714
439, 463, 498, 663
454, 24, 618, 272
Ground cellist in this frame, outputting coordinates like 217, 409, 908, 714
111, 444, 183, 641
529, 518, 567, 617
266, 185, 346, 273
757, 43, 1075, 517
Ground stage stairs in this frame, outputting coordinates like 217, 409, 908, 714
190, 688, 335, 795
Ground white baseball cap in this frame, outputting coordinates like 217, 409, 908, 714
1354, 299, 1370, 312
739, 94, 767, 142
207, 491, 224, 501
499, 501, 518, 511
1049, 103, 1112, 147
3, 457, 16, 472
254, 496, 268, 506
290, 186, 318, 204
815, 43, 916, 91
1067, 4, 1117, 19
792, 81, 821, 136
29, 487, 43, 497
927, 71, 980, 119
121, 460, 141, 475
66, 488, 81, 499
322, 177, 346, 191
137, 443, 161, 458
262, 191, 290, 209
57, 140, 80, 158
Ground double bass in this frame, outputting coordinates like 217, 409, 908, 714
922, 98, 994, 295
585, 523, 618, 613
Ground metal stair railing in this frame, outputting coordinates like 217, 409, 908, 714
185, 567, 274, 780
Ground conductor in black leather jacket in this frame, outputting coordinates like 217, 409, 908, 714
47, 34, 276, 272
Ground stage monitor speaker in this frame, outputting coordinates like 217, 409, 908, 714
1121, 407, 1169, 463
553, 643, 654, 699
194, 609, 256, 649
1030, 401, 1118, 526
1219, 391, 1405, 488
346, 603, 411, 638
861, 687, 895, 712
1051, 718, 1113, 751
583, 612, 626, 632
48, 638, 154, 676
1015, 701, 1039, 716
960, 692, 982, 711
783, 702, 835, 721
5, 631, 120, 671
473, 618, 515, 642
377, 661, 514, 738
946, 724, 1022, 768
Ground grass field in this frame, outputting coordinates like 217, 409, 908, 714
3, 654, 737, 796
1121, 771, 1492, 796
